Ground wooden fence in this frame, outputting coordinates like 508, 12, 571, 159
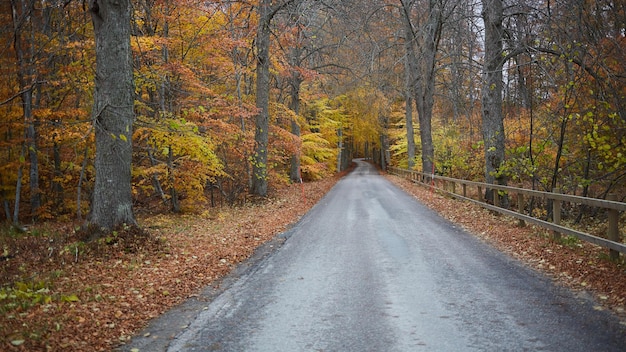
389, 167, 626, 260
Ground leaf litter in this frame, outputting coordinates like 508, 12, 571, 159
2, 170, 625, 350
0, 176, 339, 351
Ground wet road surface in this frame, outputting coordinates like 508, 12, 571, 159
127, 160, 626, 351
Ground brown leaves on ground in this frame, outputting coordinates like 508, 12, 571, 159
3, 170, 625, 351
0, 176, 339, 352
386, 174, 626, 324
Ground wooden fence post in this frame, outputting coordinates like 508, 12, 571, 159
478, 186, 482, 202
608, 194, 620, 261
462, 184, 467, 198
552, 188, 561, 240
493, 190, 499, 207
517, 193, 525, 227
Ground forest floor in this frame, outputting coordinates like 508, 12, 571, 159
1, 168, 625, 351
0, 174, 342, 351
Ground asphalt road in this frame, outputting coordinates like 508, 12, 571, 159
127, 160, 626, 351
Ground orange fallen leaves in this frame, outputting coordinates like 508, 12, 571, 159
0, 176, 339, 351
4, 170, 623, 351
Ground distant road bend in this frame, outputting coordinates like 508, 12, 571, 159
136, 159, 626, 351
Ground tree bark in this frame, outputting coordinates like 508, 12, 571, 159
251, 0, 298, 196
167, 146, 180, 213
416, 0, 441, 177
401, 2, 416, 169
88, 0, 137, 231
337, 127, 343, 172
13, 145, 25, 224
11, 0, 41, 221
405, 95, 415, 169
481, 0, 507, 201
287, 32, 303, 182
251, 0, 272, 197
401, 0, 441, 175
289, 71, 302, 182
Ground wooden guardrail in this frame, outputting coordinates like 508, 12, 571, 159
389, 167, 626, 260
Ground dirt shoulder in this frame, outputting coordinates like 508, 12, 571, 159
385, 174, 626, 326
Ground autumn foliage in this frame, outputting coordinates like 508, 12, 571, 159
0, 1, 353, 223
0, 0, 625, 349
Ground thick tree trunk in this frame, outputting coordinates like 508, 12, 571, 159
415, 88, 434, 175
481, 0, 507, 201
88, 0, 136, 231
251, 0, 272, 197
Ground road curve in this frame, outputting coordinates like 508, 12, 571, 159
162, 160, 624, 351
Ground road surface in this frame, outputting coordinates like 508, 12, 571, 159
126, 160, 625, 351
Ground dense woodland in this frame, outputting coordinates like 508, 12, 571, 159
1, 0, 625, 229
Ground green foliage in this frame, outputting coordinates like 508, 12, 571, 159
432, 125, 483, 179
0, 281, 53, 314
0, 278, 82, 322
557, 235, 583, 249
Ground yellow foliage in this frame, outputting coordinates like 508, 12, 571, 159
300, 132, 337, 181
134, 115, 224, 208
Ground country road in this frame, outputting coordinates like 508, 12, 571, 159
125, 160, 625, 351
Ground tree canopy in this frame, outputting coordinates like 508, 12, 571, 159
0, 0, 624, 226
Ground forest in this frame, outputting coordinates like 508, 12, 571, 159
1, 0, 625, 228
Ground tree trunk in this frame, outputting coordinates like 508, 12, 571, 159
289, 78, 302, 182
251, 0, 272, 197
13, 145, 25, 224
288, 43, 303, 183
416, 92, 434, 175
405, 95, 415, 169
401, 4, 416, 169
227, 2, 252, 189
251, 0, 298, 195
417, 1, 441, 176
11, 0, 41, 221
148, 149, 167, 204
481, 0, 507, 201
337, 127, 343, 172
52, 138, 64, 209
76, 146, 88, 221
167, 146, 180, 213
401, 0, 441, 175
88, 0, 137, 231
